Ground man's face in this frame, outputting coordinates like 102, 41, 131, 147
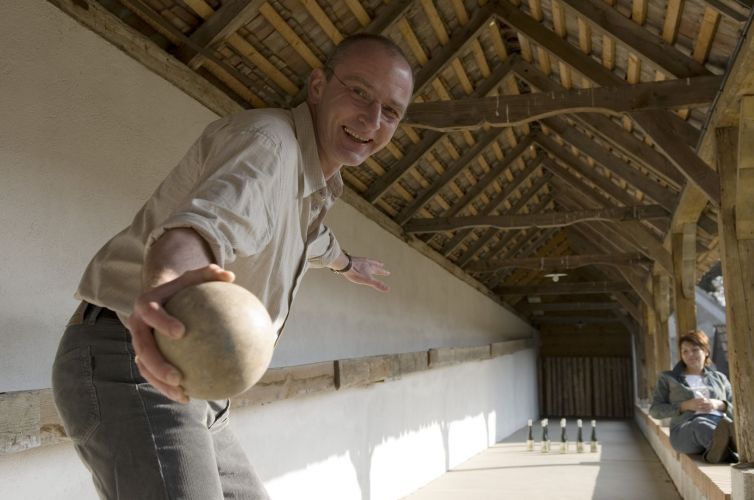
308, 43, 413, 175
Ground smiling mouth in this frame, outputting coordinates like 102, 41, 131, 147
343, 126, 372, 144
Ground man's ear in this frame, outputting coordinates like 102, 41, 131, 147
307, 68, 327, 104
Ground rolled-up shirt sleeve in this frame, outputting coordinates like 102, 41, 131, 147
145, 128, 282, 268
307, 224, 342, 268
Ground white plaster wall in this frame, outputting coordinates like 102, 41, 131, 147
0, 1, 218, 391
0, 350, 538, 500
0, 2, 538, 499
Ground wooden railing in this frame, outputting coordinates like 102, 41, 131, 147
0, 337, 535, 456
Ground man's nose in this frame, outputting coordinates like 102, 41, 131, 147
359, 100, 381, 130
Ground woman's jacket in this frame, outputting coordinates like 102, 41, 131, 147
649, 361, 734, 429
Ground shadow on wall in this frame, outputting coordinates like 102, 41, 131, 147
231, 351, 538, 500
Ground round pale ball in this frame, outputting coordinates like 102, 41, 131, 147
156, 281, 275, 400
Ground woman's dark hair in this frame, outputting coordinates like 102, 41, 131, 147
678, 330, 712, 366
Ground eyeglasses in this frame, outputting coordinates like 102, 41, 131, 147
327, 68, 404, 125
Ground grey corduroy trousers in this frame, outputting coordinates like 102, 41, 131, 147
52, 303, 270, 500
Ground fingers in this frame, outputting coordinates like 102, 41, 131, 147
128, 314, 183, 387
126, 264, 234, 402
134, 355, 188, 403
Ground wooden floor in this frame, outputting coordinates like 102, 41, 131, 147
403, 419, 681, 500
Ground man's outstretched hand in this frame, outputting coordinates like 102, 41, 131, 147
127, 264, 235, 403
342, 256, 391, 292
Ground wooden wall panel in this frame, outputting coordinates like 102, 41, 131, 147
540, 356, 632, 418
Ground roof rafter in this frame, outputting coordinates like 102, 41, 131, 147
494, 1, 721, 205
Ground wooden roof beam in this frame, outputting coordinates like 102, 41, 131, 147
434, 134, 536, 219
511, 58, 685, 189
496, 281, 632, 295
519, 301, 622, 313
541, 117, 680, 213
395, 128, 505, 224
554, 184, 674, 274
405, 205, 668, 233
452, 176, 552, 265
467, 252, 650, 274
494, 1, 721, 205
403, 75, 721, 129
440, 156, 544, 256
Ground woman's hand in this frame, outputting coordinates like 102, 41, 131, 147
127, 264, 235, 403
680, 397, 724, 413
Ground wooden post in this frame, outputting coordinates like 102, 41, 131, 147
672, 223, 698, 337
642, 302, 658, 393
716, 122, 754, 464
653, 273, 672, 370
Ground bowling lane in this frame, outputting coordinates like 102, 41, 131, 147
402, 419, 680, 500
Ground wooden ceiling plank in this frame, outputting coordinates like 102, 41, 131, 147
259, 2, 322, 69
693, 7, 722, 64
577, 16, 592, 53
662, 0, 685, 45
226, 34, 299, 95
528, 0, 544, 21
552, 0, 568, 38
701, 0, 749, 22
451, 0, 470, 26
182, 0, 214, 20
420, 0, 450, 44
298, 0, 344, 44
118, 0, 269, 107
411, 4, 496, 98
632, 0, 648, 25
175, 0, 266, 69
343, 0, 371, 27
558, 0, 710, 77
602, 34, 615, 70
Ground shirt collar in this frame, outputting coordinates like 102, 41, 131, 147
292, 102, 343, 199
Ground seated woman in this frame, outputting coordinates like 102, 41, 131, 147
650, 330, 737, 463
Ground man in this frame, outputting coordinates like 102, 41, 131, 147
52, 34, 414, 499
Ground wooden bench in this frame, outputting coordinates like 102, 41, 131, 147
635, 405, 731, 500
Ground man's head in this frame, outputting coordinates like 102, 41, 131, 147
307, 34, 414, 177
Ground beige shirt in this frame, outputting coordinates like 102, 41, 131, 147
76, 103, 343, 336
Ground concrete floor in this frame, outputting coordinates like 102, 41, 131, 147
403, 419, 681, 500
